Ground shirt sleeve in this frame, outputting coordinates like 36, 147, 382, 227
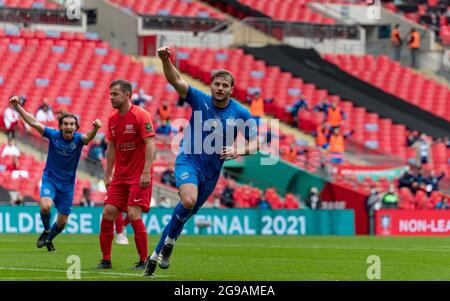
239, 108, 258, 141
43, 127, 57, 139
180, 86, 207, 110
137, 110, 156, 139
106, 118, 113, 142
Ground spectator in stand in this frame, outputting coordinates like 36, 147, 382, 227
1, 136, 20, 158
80, 187, 95, 207
161, 165, 176, 188
287, 94, 308, 126
220, 180, 235, 208
36, 101, 55, 125
328, 127, 353, 165
157, 100, 172, 126
313, 98, 330, 113
10, 190, 24, 206
406, 130, 420, 146
325, 100, 346, 131
131, 87, 153, 108
306, 187, 321, 210
87, 138, 105, 162
366, 186, 382, 235
314, 122, 330, 150
381, 184, 399, 209
412, 133, 432, 167
256, 191, 271, 210
55, 106, 69, 121
3, 101, 20, 139
397, 166, 417, 189
281, 143, 308, 163
443, 136, 450, 149
408, 28, 421, 68
391, 24, 403, 61
426, 170, 445, 193
435, 195, 449, 210
248, 91, 264, 126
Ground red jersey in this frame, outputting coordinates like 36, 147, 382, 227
107, 105, 155, 184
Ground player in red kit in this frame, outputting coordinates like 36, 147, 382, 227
97, 79, 156, 270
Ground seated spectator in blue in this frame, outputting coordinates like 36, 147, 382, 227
313, 98, 330, 113
397, 167, 417, 189
161, 166, 176, 188
156, 122, 172, 135
287, 95, 308, 125
426, 170, 445, 192
87, 139, 104, 162
257, 192, 271, 210
435, 197, 449, 210
220, 180, 235, 208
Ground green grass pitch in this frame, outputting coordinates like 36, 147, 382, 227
0, 234, 449, 281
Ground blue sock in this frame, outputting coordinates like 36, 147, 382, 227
155, 223, 171, 254
167, 202, 192, 240
47, 223, 64, 242
40, 212, 51, 232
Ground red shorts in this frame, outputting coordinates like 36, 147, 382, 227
104, 180, 152, 213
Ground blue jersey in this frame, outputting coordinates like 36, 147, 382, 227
177, 86, 257, 179
43, 127, 84, 188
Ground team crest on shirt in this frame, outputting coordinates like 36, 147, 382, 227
145, 122, 153, 133
124, 124, 136, 134
70, 142, 77, 150
180, 172, 189, 180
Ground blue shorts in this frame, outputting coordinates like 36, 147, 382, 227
40, 176, 74, 215
174, 157, 219, 214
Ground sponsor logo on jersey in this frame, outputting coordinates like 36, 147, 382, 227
124, 124, 136, 134
145, 122, 153, 133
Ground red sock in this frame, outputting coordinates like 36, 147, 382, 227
99, 219, 114, 261
115, 213, 123, 234
123, 215, 129, 227
131, 219, 148, 262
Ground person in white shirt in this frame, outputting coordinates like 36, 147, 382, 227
3, 103, 20, 139
36, 102, 55, 124
131, 88, 153, 108
1, 137, 20, 158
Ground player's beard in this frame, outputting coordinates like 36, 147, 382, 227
62, 131, 74, 140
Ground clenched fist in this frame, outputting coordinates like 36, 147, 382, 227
158, 46, 171, 60
93, 119, 102, 129
9, 96, 19, 106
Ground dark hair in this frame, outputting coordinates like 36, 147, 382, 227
211, 69, 234, 87
109, 79, 132, 96
58, 113, 80, 130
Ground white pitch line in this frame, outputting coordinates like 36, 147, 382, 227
0, 267, 169, 278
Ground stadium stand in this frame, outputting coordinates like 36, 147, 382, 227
107, 0, 227, 20
324, 54, 450, 122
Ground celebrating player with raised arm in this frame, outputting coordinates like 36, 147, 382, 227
143, 46, 259, 277
9, 95, 102, 252
97, 79, 156, 270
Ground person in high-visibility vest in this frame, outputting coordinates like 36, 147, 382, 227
391, 24, 402, 61
325, 100, 346, 130
249, 92, 264, 126
314, 122, 330, 150
157, 100, 172, 126
328, 127, 353, 164
408, 28, 420, 68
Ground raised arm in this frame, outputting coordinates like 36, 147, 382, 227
158, 46, 189, 99
82, 119, 103, 145
9, 96, 45, 136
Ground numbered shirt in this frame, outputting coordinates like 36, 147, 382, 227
43, 127, 84, 187
107, 105, 155, 184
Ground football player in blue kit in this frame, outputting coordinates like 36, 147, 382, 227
9, 96, 102, 251
143, 46, 259, 277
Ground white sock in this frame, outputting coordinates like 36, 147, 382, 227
150, 251, 159, 261
164, 236, 176, 246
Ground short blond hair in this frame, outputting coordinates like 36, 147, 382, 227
211, 69, 234, 87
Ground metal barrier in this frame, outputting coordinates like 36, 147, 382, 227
0, 7, 82, 27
